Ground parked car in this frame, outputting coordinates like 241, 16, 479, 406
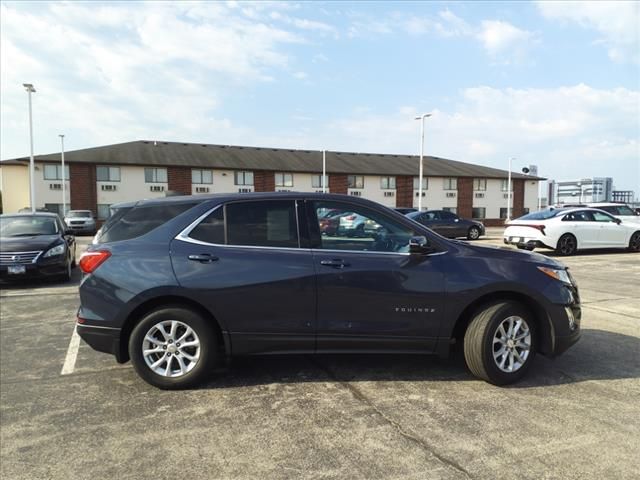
0, 212, 76, 281
406, 210, 485, 240
77, 193, 581, 389
394, 207, 418, 215
64, 210, 97, 235
584, 203, 640, 223
504, 207, 640, 255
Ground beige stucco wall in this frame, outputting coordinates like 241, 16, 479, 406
0, 164, 30, 213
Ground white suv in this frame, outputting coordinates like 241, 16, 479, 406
585, 203, 640, 223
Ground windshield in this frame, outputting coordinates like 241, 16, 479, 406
67, 211, 92, 218
0, 216, 59, 237
517, 209, 565, 220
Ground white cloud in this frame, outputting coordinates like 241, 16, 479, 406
476, 20, 536, 62
310, 85, 639, 191
0, 2, 323, 159
537, 0, 640, 63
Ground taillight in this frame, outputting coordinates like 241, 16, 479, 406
509, 224, 546, 235
79, 250, 111, 274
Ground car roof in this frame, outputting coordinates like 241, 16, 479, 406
0, 212, 60, 218
131, 191, 390, 208
586, 202, 629, 207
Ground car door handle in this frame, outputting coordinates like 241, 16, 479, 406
188, 254, 219, 263
320, 259, 350, 269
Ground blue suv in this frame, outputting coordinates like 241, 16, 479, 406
77, 193, 581, 389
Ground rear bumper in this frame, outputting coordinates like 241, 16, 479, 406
503, 237, 550, 249
77, 323, 124, 362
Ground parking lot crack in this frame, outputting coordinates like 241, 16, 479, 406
309, 358, 474, 479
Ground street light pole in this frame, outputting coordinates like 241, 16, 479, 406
414, 113, 432, 211
23, 83, 36, 213
507, 157, 514, 221
59, 134, 66, 216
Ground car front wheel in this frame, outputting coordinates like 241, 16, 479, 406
464, 301, 536, 385
629, 231, 640, 252
129, 307, 219, 389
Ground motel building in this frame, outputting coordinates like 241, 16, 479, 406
0, 140, 541, 225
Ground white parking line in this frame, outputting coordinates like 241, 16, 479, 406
61, 326, 81, 375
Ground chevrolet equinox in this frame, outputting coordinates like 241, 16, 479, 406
77, 193, 581, 389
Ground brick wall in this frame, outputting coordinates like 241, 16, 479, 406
329, 174, 348, 195
70, 163, 97, 214
254, 171, 275, 192
167, 166, 192, 195
513, 179, 525, 218
457, 177, 473, 219
395, 175, 413, 208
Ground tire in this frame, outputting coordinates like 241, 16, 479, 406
463, 301, 536, 385
467, 226, 481, 240
556, 233, 577, 256
129, 306, 219, 390
58, 259, 72, 282
628, 231, 640, 252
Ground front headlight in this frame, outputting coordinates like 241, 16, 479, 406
537, 266, 572, 285
43, 243, 66, 258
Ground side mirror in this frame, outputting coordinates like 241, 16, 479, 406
615, 218, 622, 225
409, 236, 434, 254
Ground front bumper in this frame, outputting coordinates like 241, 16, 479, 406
77, 323, 124, 361
0, 258, 68, 280
67, 224, 96, 234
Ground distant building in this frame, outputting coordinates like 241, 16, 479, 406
612, 190, 635, 204
548, 177, 613, 205
0, 140, 543, 225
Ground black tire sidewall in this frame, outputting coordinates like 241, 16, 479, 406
129, 307, 217, 389
557, 233, 577, 256
480, 303, 536, 385
468, 226, 480, 240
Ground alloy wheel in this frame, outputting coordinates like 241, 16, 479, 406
559, 235, 576, 255
492, 315, 532, 373
468, 227, 480, 240
142, 320, 201, 377
630, 232, 640, 251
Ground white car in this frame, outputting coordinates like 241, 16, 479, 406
585, 203, 640, 224
504, 207, 640, 255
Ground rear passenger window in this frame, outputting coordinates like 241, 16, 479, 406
226, 201, 298, 248
189, 207, 225, 244
101, 203, 196, 243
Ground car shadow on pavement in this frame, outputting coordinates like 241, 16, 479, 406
198, 328, 639, 390
545, 248, 634, 257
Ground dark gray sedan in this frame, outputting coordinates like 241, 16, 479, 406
406, 210, 485, 240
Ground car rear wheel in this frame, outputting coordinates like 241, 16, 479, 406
467, 226, 481, 240
629, 231, 640, 252
464, 301, 536, 385
129, 307, 219, 389
556, 233, 577, 256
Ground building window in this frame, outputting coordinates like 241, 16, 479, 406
192, 169, 213, 184
312, 174, 328, 189
348, 175, 364, 189
234, 171, 254, 186
443, 207, 457, 214
413, 177, 428, 190
275, 172, 294, 187
380, 176, 396, 190
472, 207, 486, 219
96, 166, 121, 182
501, 179, 513, 192
43, 164, 69, 180
97, 204, 111, 220
144, 167, 167, 183
500, 208, 508, 219
443, 178, 457, 190
474, 178, 487, 191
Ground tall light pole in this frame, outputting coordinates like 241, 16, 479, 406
414, 113, 432, 211
23, 83, 36, 213
59, 134, 66, 216
507, 156, 514, 220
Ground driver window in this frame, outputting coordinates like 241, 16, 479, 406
313, 201, 416, 253
592, 211, 615, 222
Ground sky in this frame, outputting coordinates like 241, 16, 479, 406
1, 0, 639, 194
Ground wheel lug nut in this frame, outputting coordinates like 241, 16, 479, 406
163, 346, 167, 350
167, 353, 171, 356
176, 343, 180, 347
168, 340, 173, 344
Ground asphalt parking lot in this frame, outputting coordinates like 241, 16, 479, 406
1, 230, 639, 480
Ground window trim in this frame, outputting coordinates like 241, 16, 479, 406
144, 167, 168, 183
191, 169, 213, 185
177, 200, 302, 250
97, 165, 121, 182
